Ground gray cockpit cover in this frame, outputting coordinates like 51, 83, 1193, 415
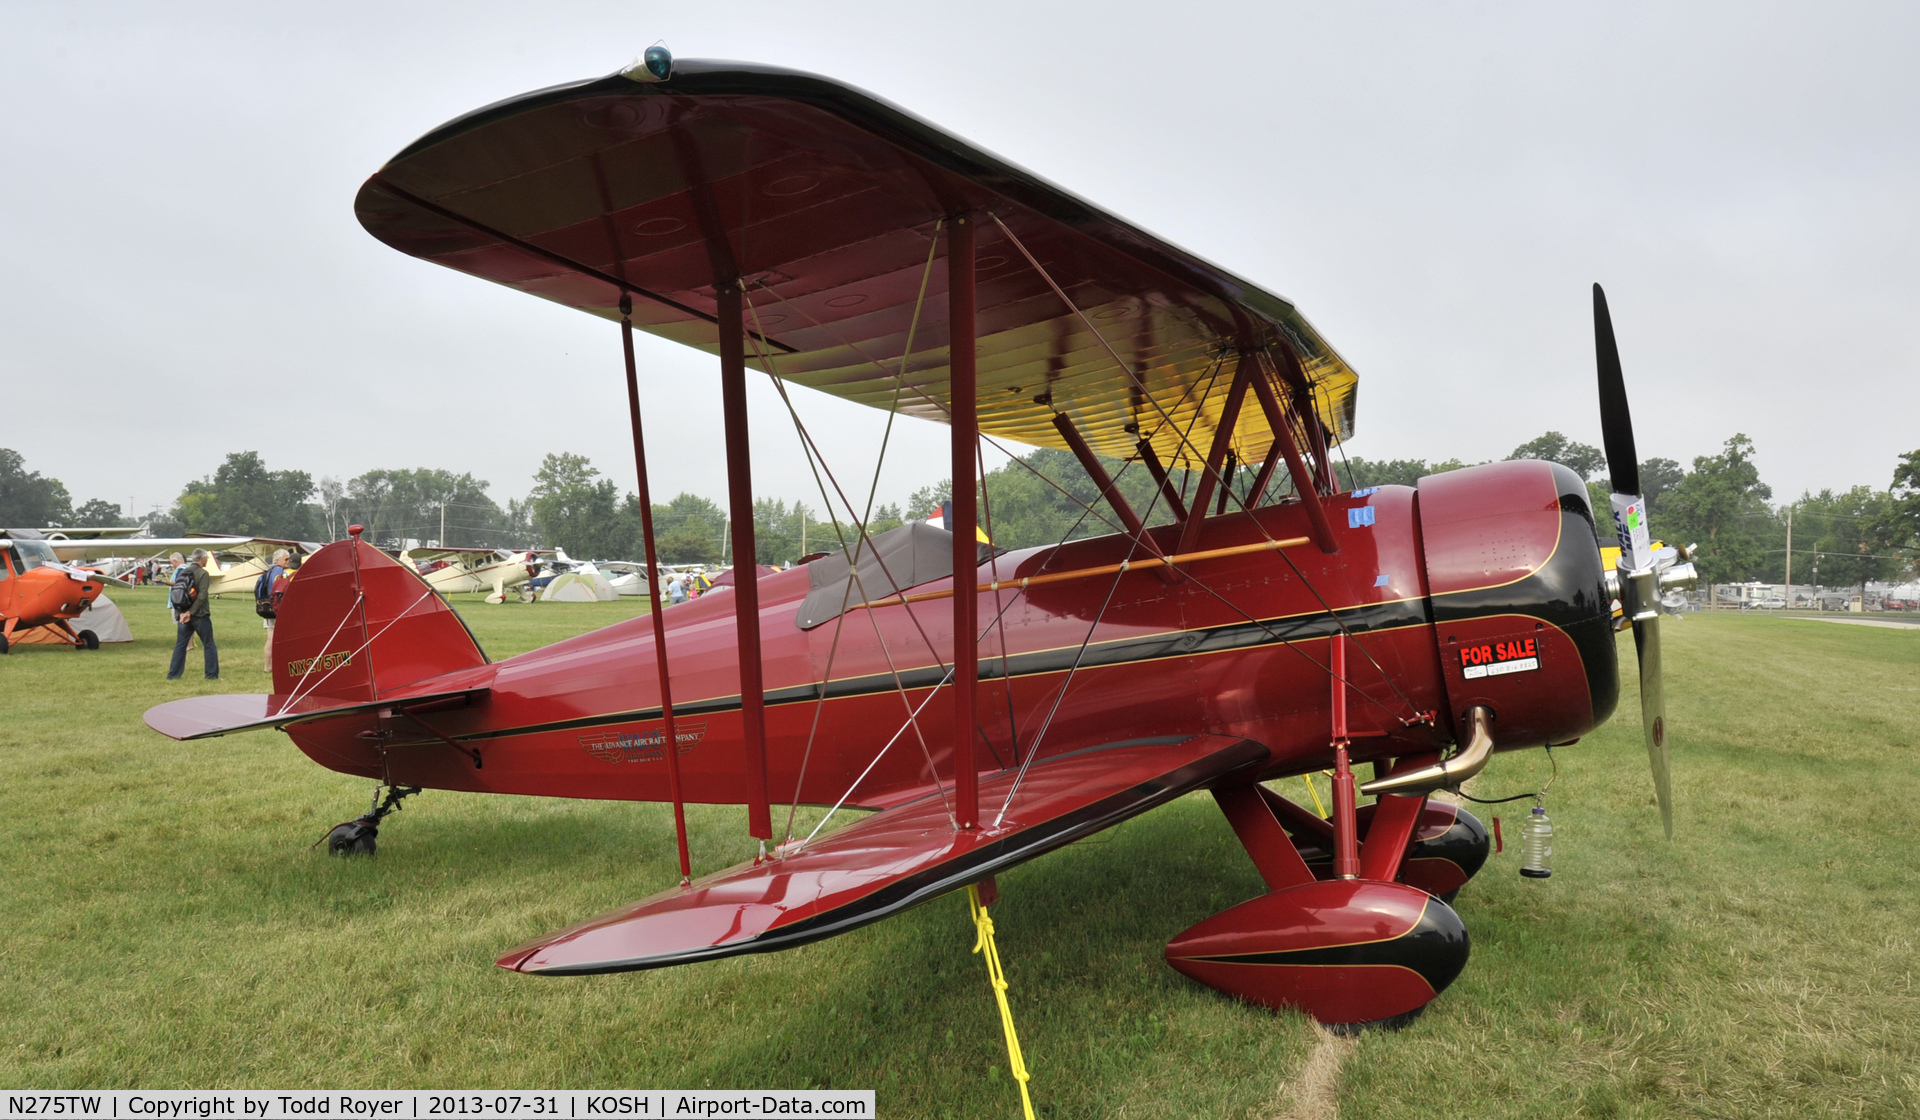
796, 521, 958, 630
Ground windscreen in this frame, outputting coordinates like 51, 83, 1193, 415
12, 539, 58, 571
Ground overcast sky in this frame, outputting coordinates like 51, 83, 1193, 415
5, 2, 1915, 528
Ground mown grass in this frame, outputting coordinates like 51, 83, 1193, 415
1, 593, 1914, 1117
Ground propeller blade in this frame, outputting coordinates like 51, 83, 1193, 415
1631, 608, 1674, 838
1596, 286, 1674, 837
1593, 283, 1639, 497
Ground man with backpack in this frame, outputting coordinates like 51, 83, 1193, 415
255, 548, 292, 673
167, 548, 218, 680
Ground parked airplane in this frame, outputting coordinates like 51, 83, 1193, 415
1, 528, 126, 652
146, 54, 1697, 1039
400, 546, 543, 603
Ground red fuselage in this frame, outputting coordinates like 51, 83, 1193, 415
280, 460, 1618, 819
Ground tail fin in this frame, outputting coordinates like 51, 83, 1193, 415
272, 537, 488, 700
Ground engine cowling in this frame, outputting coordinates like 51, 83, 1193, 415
1416, 460, 1620, 749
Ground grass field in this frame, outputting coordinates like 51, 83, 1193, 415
1, 589, 1915, 1118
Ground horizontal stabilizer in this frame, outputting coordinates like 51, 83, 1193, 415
498, 734, 1268, 975
143, 686, 487, 741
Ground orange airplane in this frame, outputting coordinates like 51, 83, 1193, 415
0, 528, 122, 652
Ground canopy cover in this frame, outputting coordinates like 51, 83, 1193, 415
355, 60, 1358, 468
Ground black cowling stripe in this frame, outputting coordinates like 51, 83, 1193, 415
1178, 896, 1470, 994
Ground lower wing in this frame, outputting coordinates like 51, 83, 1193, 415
499, 734, 1268, 975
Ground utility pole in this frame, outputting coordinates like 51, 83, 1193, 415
800, 507, 807, 557
1784, 504, 1793, 607
440, 501, 447, 548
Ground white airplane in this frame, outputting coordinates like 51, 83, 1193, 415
37, 532, 316, 597
586, 559, 651, 597
399, 546, 544, 604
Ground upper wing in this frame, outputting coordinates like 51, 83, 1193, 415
40, 526, 150, 541
49, 536, 254, 562
355, 61, 1356, 467
497, 734, 1267, 974
206, 537, 324, 562
400, 547, 496, 566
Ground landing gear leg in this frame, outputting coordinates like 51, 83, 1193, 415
320, 785, 422, 857
1164, 639, 1471, 1029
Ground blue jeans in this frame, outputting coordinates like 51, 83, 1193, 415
168, 615, 219, 679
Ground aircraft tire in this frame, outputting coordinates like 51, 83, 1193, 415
0, 635, 9, 655
325, 822, 378, 857
78, 629, 100, 650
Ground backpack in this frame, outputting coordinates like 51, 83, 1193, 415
254, 564, 285, 619
253, 568, 274, 618
170, 566, 197, 614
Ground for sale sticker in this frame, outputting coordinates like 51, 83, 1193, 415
1460, 635, 1542, 680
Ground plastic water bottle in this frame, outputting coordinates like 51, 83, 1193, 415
1519, 806, 1553, 878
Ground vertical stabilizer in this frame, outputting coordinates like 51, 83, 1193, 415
271, 538, 488, 701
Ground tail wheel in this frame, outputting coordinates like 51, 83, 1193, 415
326, 821, 378, 856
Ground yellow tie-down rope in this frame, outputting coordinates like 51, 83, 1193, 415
1303, 773, 1329, 818
967, 883, 1038, 1120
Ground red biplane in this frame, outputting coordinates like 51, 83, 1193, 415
146, 52, 1697, 1030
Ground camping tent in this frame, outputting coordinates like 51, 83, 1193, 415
540, 571, 619, 602
14, 592, 135, 644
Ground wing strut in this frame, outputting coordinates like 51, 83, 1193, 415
1250, 350, 1339, 553
1173, 351, 1255, 558
1246, 435, 1286, 508
949, 215, 980, 831
1134, 439, 1190, 523
719, 283, 775, 844
1052, 413, 1177, 585
621, 296, 693, 881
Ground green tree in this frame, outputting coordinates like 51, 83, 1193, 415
73, 499, 129, 527
341, 468, 508, 549
0, 448, 74, 527
905, 480, 952, 522
653, 493, 725, 565
529, 454, 635, 559
867, 503, 905, 536
1639, 457, 1685, 513
1658, 435, 1778, 583
1795, 486, 1896, 591
1507, 432, 1607, 480
751, 498, 824, 564
1871, 449, 1919, 565
1341, 457, 1431, 489
170, 452, 316, 540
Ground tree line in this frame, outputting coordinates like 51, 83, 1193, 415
3, 436, 1915, 589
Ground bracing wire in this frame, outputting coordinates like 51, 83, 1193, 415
741, 275, 960, 831
766, 220, 946, 840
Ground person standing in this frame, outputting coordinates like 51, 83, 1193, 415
167, 548, 219, 680
165, 551, 197, 652
258, 548, 291, 673
667, 573, 688, 606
